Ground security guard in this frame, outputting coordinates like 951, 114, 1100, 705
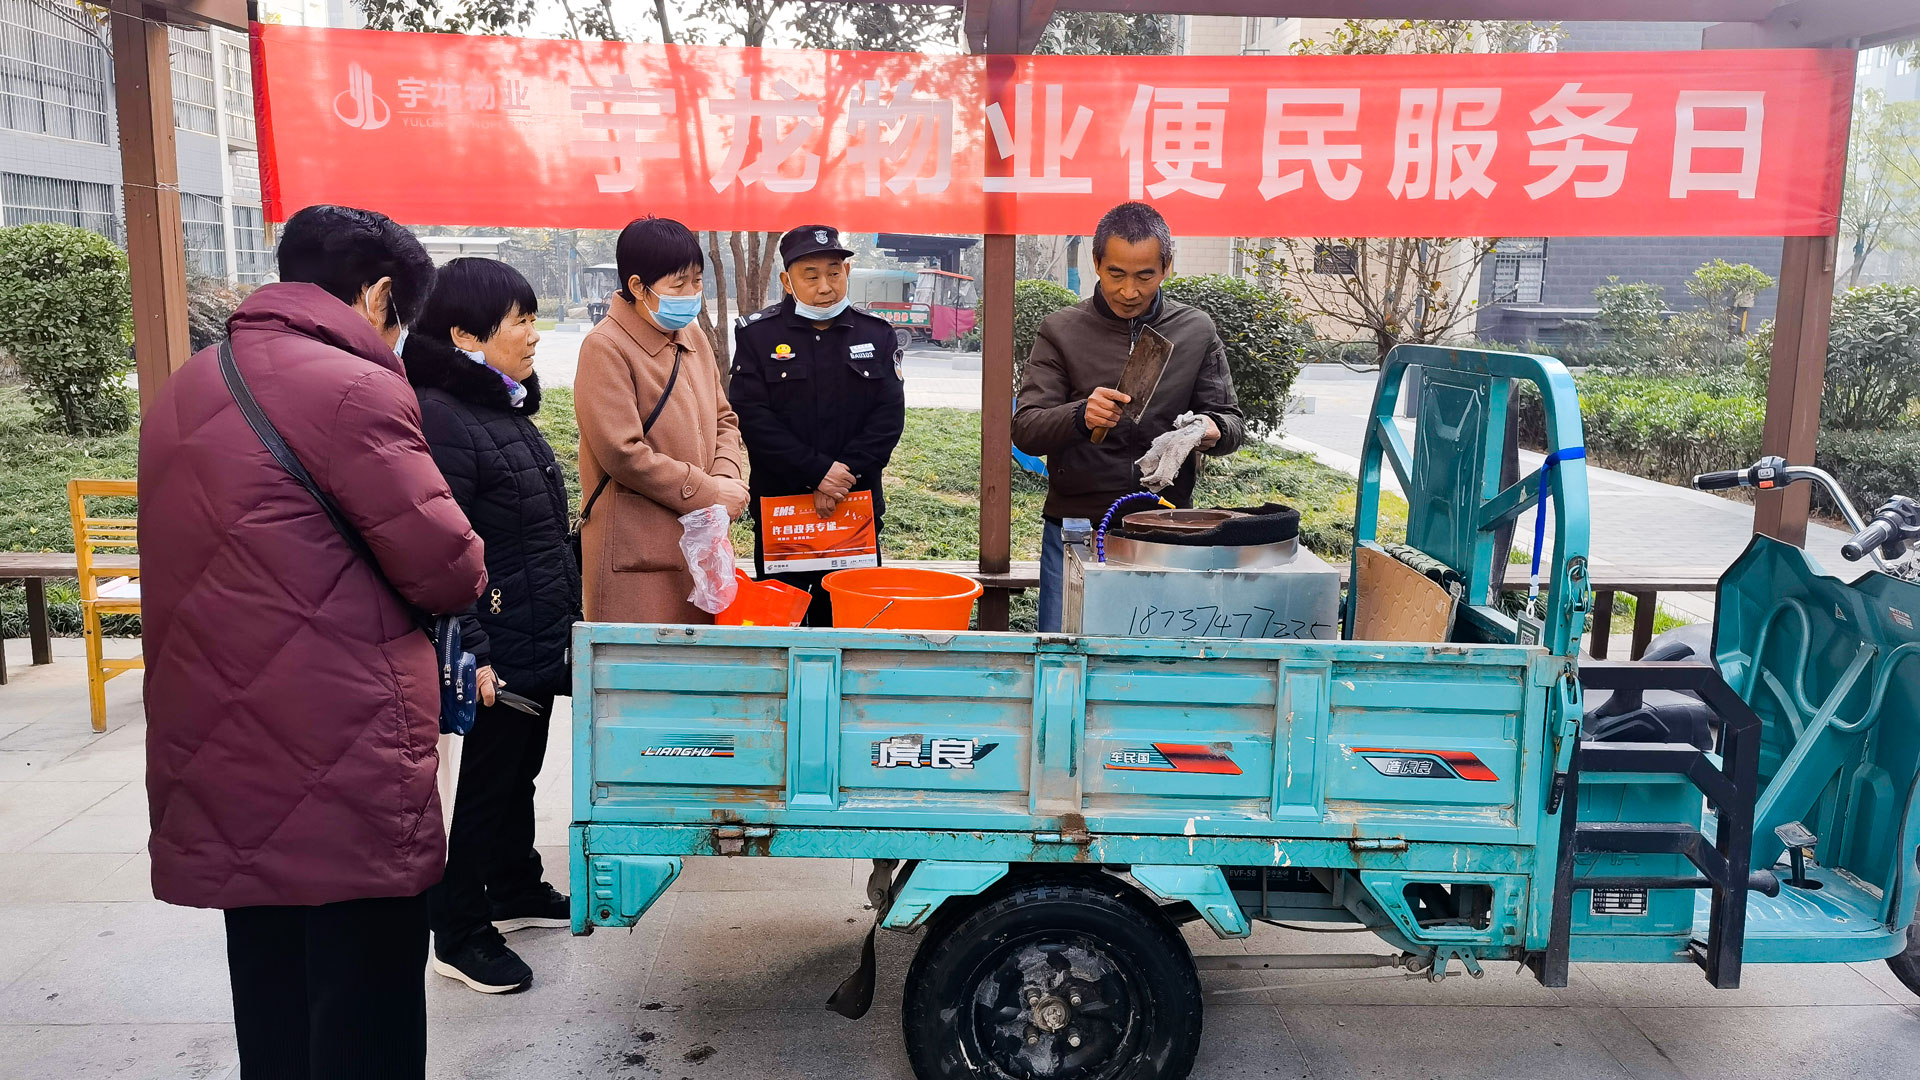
731, 224, 907, 625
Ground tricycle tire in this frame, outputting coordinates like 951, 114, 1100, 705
901, 876, 1201, 1080
1889, 920, 1920, 998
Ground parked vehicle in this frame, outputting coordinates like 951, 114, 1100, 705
568, 345, 1920, 1080
867, 267, 978, 349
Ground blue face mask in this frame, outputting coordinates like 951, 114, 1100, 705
646, 287, 703, 331
793, 295, 850, 322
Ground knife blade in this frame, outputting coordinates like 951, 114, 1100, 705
1091, 325, 1174, 445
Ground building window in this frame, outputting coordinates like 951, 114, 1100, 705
221, 40, 254, 138
170, 27, 217, 135
1313, 243, 1357, 275
1490, 238, 1548, 304
2, 172, 118, 238
181, 192, 226, 277
233, 204, 271, 283
0, 0, 113, 144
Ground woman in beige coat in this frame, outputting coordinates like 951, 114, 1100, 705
576, 217, 748, 623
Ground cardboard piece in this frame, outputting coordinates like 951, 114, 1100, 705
1352, 545, 1456, 643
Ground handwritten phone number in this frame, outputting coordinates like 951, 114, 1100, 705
1125, 605, 1336, 640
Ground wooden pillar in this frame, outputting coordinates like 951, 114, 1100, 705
111, 1, 193, 414
974, 0, 1024, 631
1753, 234, 1836, 546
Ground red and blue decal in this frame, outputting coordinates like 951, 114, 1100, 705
1352, 747, 1497, 782
1104, 744, 1243, 775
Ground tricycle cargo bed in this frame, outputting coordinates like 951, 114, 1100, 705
571, 624, 1559, 849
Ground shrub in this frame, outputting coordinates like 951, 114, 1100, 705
1162, 274, 1311, 434
1816, 428, 1920, 513
1824, 284, 1920, 430
0, 223, 134, 435
1516, 374, 1765, 483
1591, 278, 1667, 364
1007, 278, 1080, 388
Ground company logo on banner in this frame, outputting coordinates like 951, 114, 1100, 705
331, 61, 390, 131
254, 25, 1853, 237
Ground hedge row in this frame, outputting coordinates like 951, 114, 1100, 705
1517, 375, 1920, 513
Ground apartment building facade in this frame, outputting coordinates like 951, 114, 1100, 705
0, 0, 356, 283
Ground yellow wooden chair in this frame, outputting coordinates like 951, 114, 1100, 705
68, 479, 141, 732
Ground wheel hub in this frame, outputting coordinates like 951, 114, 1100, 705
1029, 993, 1072, 1032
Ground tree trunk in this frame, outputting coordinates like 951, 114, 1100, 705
1844, 231, 1870, 289
704, 230, 731, 384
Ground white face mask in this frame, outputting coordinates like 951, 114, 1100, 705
393, 328, 409, 357
793, 295, 850, 322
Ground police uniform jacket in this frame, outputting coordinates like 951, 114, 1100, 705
730, 296, 907, 518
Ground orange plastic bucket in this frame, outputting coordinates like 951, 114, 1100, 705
823, 567, 983, 630
716, 570, 813, 627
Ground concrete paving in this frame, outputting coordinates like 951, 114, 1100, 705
1, 640, 1918, 1078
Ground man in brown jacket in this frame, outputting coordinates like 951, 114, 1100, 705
1013, 201, 1245, 631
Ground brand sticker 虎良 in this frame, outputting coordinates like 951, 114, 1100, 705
871, 735, 997, 769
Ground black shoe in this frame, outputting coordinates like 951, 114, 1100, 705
491, 882, 569, 934
431, 933, 532, 994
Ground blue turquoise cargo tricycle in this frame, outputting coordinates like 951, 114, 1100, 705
568, 345, 1920, 1080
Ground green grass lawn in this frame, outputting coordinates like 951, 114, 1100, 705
2, 384, 1396, 635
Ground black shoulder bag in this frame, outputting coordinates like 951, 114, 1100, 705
569, 344, 685, 569
219, 340, 478, 736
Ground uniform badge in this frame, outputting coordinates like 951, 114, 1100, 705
774, 343, 793, 358
849, 342, 875, 358
814, 229, 830, 244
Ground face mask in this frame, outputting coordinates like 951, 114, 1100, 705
392, 328, 409, 357
646, 287, 703, 331
793, 295, 850, 322
463, 345, 528, 408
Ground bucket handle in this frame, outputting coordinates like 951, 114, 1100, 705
859, 600, 898, 629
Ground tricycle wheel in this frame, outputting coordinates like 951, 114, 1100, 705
1889, 920, 1920, 997
895, 327, 913, 350
901, 877, 1201, 1080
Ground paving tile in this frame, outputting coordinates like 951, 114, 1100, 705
1198, 922, 1587, 1007
0, 814, 65, 853
0, 901, 231, 1024
0, 903, 112, 995
1853, 958, 1920, 1005
86, 781, 151, 817
90, 852, 156, 902
0, 853, 138, 903
426, 893, 678, 1020
0, 780, 125, 819
25, 814, 150, 854
1569, 958, 1904, 1007
0, 721, 105, 759
0, 1022, 236, 1080
641, 888, 901, 1013
1619, 1004, 1920, 1077
0, 750, 71, 781
430, 1006, 915, 1080
1276, 1004, 1635, 1080
27, 748, 147, 782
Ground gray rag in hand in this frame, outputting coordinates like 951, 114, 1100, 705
1135, 412, 1210, 492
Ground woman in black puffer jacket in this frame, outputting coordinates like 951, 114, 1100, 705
404, 257, 579, 995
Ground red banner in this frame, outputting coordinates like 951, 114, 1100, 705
254, 25, 1853, 238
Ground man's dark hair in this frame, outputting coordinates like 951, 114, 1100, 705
615, 216, 704, 302
276, 204, 435, 328
411, 258, 539, 344
1092, 201, 1174, 266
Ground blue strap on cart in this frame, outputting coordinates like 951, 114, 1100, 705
1529, 447, 1586, 600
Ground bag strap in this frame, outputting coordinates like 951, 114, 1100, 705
219, 339, 430, 630
580, 343, 686, 525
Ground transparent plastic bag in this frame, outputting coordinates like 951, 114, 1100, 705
679, 505, 739, 614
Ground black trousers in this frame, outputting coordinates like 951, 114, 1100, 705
427, 690, 554, 951
224, 892, 428, 1080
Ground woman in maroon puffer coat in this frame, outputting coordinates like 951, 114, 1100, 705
139, 205, 486, 1080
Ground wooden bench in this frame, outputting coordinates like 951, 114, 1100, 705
0, 552, 139, 684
